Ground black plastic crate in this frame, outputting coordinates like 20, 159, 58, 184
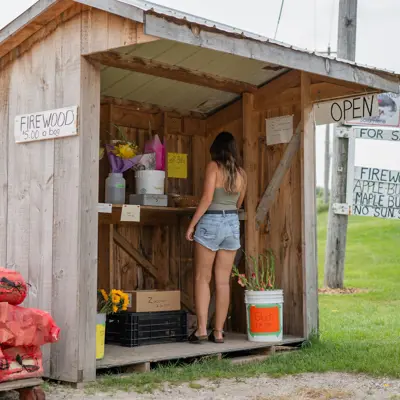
106, 310, 188, 347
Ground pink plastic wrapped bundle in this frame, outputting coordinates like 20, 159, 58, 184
0, 346, 43, 383
0, 303, 60, 348
0, 267, 28, 305
144, 134, 165, 171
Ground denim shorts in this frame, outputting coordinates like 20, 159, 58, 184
194, 212, 241, 252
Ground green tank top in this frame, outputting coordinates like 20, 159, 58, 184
208, 187, 240, 211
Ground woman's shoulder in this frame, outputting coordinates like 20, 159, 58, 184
206, 161, 219, 171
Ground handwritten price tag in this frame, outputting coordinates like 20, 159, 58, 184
168, 153, 188, 179
97, 203, 112, 214
120, 205, 140, 222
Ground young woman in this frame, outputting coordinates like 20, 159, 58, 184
185, 131, 247, 344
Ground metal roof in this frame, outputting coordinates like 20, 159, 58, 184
0, 0, 399, 115
118, 0, 397, 75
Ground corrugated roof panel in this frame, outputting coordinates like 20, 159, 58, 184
114, 41, 284, 87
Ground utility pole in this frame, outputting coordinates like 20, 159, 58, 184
324, 0, 357, 288
324, 46, 332, 205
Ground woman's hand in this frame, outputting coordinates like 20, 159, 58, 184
186, 225, 195, 241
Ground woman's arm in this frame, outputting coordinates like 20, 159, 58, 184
236, 169, 247, 209
185, 162, 217, 241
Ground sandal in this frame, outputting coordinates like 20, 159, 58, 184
208, 329, 225, 344
188, 330, 208, 344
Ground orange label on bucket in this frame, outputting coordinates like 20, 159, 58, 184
249, 305, 279, 333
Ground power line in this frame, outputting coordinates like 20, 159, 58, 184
274, 0, 285, 39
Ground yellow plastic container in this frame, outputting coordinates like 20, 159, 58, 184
96, 313, 106, 360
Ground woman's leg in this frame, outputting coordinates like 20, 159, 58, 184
194, 242, 216, 336
214, 249, 236, 340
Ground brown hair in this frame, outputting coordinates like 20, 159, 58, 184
210, 131, 241, 193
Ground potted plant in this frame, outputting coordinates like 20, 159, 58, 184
96, 289, 129, 360
232, 250, 284, 343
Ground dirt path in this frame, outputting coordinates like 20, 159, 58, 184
2, 372, 397, 400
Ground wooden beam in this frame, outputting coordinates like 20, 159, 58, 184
144, 13, 399, 93
206, 100, 242, 133
243, 93, 259, 272
300, 72, 318, 338
0, 0, 75, 59
255, 81, 378, 110
88, 51, 258, 94
256, 123, 301, 226
101, 95, 206, 119
254, 70, 301, 109
75, 0, 145, 23
113, 229, 159, 281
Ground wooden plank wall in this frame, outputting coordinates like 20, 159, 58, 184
205, 98, 304, 337
100, 92, 304, 336
98, 103, 206, 313
0, 9, 100, 383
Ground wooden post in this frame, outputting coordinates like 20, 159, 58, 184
324, 0, 357, 288
243, 93, 258, 273
301, 72, 318, 338
324, 46, 332, 205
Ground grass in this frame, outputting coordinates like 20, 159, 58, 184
92, 212, 400, 392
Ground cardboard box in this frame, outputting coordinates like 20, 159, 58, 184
126, 290, 181, 312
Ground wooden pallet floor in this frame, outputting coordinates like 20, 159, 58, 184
97, 333, 303, 370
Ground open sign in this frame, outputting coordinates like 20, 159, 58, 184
314, 95, 379, 125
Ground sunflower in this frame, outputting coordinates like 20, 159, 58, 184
112, 143, 138, 159
111, 294, 120, 304
100, 289, 108, 301
112, 305, 118, 313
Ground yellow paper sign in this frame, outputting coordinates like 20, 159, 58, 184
168, 153, 188, 179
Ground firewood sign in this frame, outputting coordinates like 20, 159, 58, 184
14, 105, 78, 143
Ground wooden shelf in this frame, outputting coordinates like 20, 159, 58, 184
99, 205, 196, 226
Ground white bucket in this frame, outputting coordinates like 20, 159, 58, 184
135, 170, 165, 195
245, 290, 284, 342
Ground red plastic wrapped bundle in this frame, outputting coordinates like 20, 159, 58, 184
0, 346, 43, 383
0, 303, 60, 347
0, 267, 28, 305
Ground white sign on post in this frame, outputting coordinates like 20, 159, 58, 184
266, 115, 293, 145
352, 166, 400, 220
14, 105, 78, 143
315, 95, 379, 125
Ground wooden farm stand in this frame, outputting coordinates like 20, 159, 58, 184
0, 379, 45, 400
0, 0, 398, 384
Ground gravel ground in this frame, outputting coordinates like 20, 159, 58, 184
2, 373, 400, 400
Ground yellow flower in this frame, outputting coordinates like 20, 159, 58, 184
100, 289, 108, 301
112, 305, 118, 313
113, 143, 137, 159
112, 294, 120, 304
122, 305, 128, 311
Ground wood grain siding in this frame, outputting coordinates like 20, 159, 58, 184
300, 72, 318, 338
0, 11, 100, 382
243, 93, 259, 271
98, 104, 205, 313
0, 69, 10, 266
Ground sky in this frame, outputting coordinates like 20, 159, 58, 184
2, 0, 400, 187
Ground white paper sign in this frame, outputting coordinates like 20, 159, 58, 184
97, 203, 112, 213
120, 205, 140, 222
266, 115, 293, 145
315, 95, 379, 125
14, 105, 78, 143
351, 166, 400, 220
